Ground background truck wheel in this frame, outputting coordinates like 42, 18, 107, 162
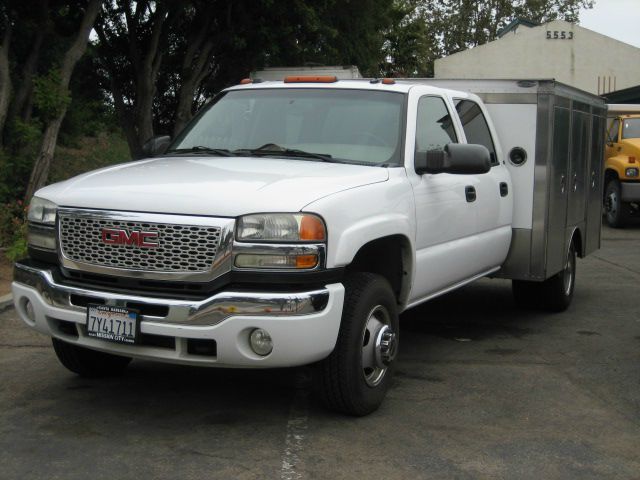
317, 273, 399, 416
604, 179, 629, 228
52, 338, 132, 377
512, 240, 576, 312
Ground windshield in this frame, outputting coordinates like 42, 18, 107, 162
170, 88, 405, 166
622, 118, 640, 140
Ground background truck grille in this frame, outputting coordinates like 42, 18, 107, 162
59, 215, 221, 272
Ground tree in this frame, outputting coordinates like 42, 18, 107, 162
25, 0, 102, 200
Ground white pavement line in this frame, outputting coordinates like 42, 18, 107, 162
280, 372, 311, 480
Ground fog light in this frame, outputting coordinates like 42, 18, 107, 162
249, 328, 273, 356
24, 299, 35, 322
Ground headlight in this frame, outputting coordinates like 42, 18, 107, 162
27, 197, 57, 251
236, 213, 325, 242
234, 213, 326, 270
625, 167, 639, 178
28, 197, 58, 225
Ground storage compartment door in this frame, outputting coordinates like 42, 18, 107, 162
546, 106, 571, 277
585, 114, 605, 254
567, 109, 591, 227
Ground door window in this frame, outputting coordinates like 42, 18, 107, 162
607, 119, 620, 143
454, 99, 498, 165
415, 96, 457, 153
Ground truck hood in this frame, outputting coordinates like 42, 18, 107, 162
37, 156, 389, 217
621, 138, 640, 156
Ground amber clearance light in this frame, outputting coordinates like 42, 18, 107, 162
284, 75, 338, 83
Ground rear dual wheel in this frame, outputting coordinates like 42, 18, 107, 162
512, 240, 576, 312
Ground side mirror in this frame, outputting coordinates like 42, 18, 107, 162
141, 135, 171, 157
415, 143, 491, 175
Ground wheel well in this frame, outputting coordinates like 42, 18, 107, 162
345, 235, 411, 306
572, 228, 584, 258
604, 169, 618, 184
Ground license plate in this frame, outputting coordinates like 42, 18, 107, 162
86, 304, 139, 344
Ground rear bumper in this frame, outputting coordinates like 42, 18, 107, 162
12, 261, 344, 368
621, 182, 640, 202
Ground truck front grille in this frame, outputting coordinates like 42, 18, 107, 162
59, 214, 222, 273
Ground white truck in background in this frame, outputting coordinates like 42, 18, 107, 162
13, 77, 605, 415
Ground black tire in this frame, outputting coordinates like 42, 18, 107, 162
604, 179, 629, 228
52, 338, 132, 377
317, 273, 399, 416
512, 240, 576, 312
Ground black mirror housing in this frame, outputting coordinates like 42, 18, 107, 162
141, 135, 172, 158
415, 143, 491, 175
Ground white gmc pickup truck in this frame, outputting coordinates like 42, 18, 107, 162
13, 77, 606, 415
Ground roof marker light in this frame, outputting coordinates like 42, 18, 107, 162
239, 78, 252, 85
381, 78, 396, 85
284, 75, 338, 83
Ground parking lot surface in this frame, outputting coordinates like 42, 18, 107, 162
1, 225, 639, 480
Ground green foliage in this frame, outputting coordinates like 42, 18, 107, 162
5, 224, 28, 262
0, 147, 35, 204
49, 131, 131, 184
33, 69, 72, 121
0, 199, 27, 256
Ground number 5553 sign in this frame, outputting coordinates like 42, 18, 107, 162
547, 30, 574, 40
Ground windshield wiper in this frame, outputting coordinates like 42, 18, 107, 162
166, 146, 235, 156
233, 144, 334, 162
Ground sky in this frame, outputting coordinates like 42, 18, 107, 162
579, 0, 640, 48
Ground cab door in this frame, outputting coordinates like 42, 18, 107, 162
407, 89, 511, 306
407, 92, 480, 303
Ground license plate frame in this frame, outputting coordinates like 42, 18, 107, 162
86, 304, 140, 345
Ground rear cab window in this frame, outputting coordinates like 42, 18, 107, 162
454, 99, 499, 166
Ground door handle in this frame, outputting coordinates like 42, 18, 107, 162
465, 186, 476, 203
499, 182, 508, 197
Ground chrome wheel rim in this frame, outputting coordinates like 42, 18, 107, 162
606, 190, 618, 219
563, 247, 575, 296
361, 305, 396, 387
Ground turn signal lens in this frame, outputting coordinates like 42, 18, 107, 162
296, 254, 319, 269
235, 253, 318, 269
300, 215, 326, 241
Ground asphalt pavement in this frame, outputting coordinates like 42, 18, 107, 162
1, 224, 639, 479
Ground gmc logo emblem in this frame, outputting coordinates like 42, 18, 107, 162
101, 228, 159, 248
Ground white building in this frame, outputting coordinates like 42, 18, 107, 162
434, 19, 640, 95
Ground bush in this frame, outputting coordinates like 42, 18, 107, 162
0, 199, 28, 261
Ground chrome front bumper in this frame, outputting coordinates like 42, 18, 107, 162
12, 262, 345, 368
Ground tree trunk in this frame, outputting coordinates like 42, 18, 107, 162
8, 27, 45, 126
25, 0, 102, 200
0, 25, 12, 147
133, 3, 169, 153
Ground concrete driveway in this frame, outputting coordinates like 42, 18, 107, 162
1, 225, 639, 479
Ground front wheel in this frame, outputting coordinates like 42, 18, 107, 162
52, 338, 132, 377
604, 179, 629, 228
317, 273, 399, 416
